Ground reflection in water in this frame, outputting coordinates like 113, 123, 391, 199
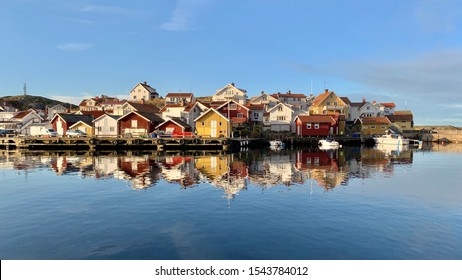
0, 143, 439, 199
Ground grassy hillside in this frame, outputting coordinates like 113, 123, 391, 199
0, 95, 76, 111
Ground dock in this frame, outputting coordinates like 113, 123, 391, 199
0, 136, 231, 151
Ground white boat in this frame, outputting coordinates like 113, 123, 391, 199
373, 131, 421, 146
269, 139, 285, 149
318, 136, 340, 149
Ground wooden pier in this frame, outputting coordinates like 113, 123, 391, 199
0, 136, 231, 151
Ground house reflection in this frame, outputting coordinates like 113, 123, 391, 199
294, 149, 348, 190
0, 146, 420, 196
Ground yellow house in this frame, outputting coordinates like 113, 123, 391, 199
194, 108, 230, 138
195, 155, 229, 180
355, 117, 391, 136
309, 89, 350, 119
69, 120, 95, 136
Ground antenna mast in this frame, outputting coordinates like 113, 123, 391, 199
23, 83, 27, 96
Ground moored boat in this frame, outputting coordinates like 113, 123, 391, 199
318, 136, 340, 149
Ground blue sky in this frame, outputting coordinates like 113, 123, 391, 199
1, 0, 461, 126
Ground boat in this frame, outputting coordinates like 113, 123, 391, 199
318, 135, 340, 149
373, 131, 421, 146
269, 139, 285, 149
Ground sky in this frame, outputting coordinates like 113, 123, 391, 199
1, 0, 462, 126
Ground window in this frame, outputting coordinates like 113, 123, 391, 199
219, 122, 222, 126
326, 102, 331, 106
201, 121, 205, 126
277, 116, 286, 121
237, 113, 243, 118
334, 102, 338, 106
371, 125, 376, 129
314, 122, 319, 129
278, 106, 283, 111
253, 112, 259, 117
97, 127, 102, 132
381, 126, 386, 129
131, 120, 137, 127
193, 108, 197, 113
262, 96, 267, 101
110, 127, 115, 132
133, 95, 137, 100
230, 104, 237, 110
306, 123, 312, 129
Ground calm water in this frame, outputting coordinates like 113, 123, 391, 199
0, 144, 461, 260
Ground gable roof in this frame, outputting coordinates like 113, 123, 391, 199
194, 107, 230, 122
387, 114, 413, 122
295, 115, 336, 124
155, 117, 191, 130
130, 82, 157, 94
12, 110, 41, 120
79, 110, 106, 118
267, 102, 293, 113
50, 113, 94, 124
184, 101, 208, 112
271, 91, 307, 99
118, 110, 164, 123
69, 120, 93, 129
380, 102, 396, 108
216, 100, 249, 111
311, 89, 346, 108
92, 113, 119, 123
166, 93, 193, 98
160, 103, 188, 112
357, 117, 391, 125
125, 102, 160, 114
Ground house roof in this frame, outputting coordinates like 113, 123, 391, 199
166, 93, 193, 98
126, 102, 160, 114
340, 97, 351, 105
246, 103, 265, 110
11, 110, 32, 119
267, 102, 293, 113
92, 113, 119, 123
118, 111, 164, 123
51, 114, 94, 124
296, 115, 336, 124
380, 102, 396, 108
393, 110, 413, 115
194, 107, 230, 122
155, 117, 191, 130
79, 110, 106, 118
130, 82, 157, 94
387, 114, 413, 122
69, 120, 93, 129
271, 91, 307, 99
358, 117, 391, 125
216, 100, 249, 111
160, 104, 188, 112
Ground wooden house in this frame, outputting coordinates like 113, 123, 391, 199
194, 108, 230, 138
118, 111, 164, 137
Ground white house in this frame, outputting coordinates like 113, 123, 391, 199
271, 91, 311, 112
181, 101, 209, 130
160, 104, 189, 121
129, 81, 159, 101
249, 92, 280, 109
93, 114, 119, 137
165, 93, 194, 105
264, 103, 295, 132
211, 83, 248, 105
349, 99, 384, 122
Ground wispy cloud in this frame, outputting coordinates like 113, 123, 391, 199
161, 0, 214, 31
56, 43, 94, 51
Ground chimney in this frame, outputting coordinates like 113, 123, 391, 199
144, 81, 147, 85
231, 82, 235, 86
261, 90, 264, 94
287, 90, 291, 94
362, 97, 366, 103
325, 89, 329, 93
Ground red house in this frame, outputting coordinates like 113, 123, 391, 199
118, 111, 163, 137
214, 100, 249, 126
155, 118, 194, 137
50, 113, 94, 136
294, 115, 337, 137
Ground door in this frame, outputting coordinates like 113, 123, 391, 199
211, 120, 217, 137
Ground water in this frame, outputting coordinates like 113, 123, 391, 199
0, 144, 461, 260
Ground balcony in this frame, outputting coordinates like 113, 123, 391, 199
324, 105, 344, 111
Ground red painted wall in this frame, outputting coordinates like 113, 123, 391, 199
296, 122, 332, 137
119, 114, 157, 134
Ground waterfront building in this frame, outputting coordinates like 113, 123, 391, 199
264, 102, 295, 132
165, 92, 194, 105
294, 114, 337, 137
118, 111, 164, 137
309, 89, 350, 119
50, 114, 94, 136
355, 116, 391, 136
93, 114, 119, 137
194, 107, 230, 138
